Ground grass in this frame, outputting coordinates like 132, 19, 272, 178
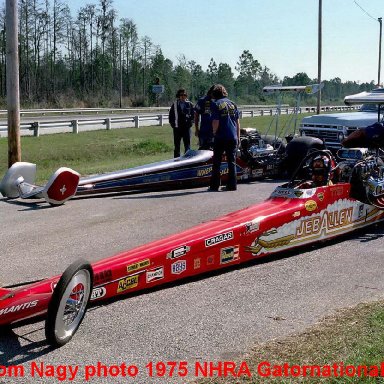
196, 300, 384, 383
0, 113, 307, 183
0, 125, 174, 182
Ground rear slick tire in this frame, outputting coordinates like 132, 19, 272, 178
285, 136, 325, 176
45, 259, 93, 348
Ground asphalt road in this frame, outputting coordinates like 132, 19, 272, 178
1, 181, 384, 383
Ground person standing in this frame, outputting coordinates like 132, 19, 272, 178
194, 85, 215, 150
209, 84, 240, 191
168, 89, 194, 158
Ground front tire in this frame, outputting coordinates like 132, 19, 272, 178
45, 260, 93, 347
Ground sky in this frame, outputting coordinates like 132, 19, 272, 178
64, 0, 383, 84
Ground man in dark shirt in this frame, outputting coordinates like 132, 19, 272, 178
168, 89, 194, 158
194, 85, 215, 150
209, 84, 240, 191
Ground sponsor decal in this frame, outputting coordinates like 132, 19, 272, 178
207, 255, 215, 265
358, 204, 365, 218
317, 192, 324, 201
245, 220, 259, 234
117, 275, 139, 293
197, 166, 228, 177
167, 245, 191, 259
270, 187, 306, 199
146, 267, 164, 283
330, 186, 344, 197
296, 207, 353, 237
220, 167, 229, 176
127, 259, 150, 273
94, 269, 112, 284
194, 258, 201, 269
220, 245, 240, 264
205, 231, 234, 247
171, 260, 187, 274
197, 166, 212, 177
272, 188, 292, 196
0, 300, 38, 316
90, 287, 107, 300
241, 168, 250, 180
247, 200, 359, 256
305, 200, 317, 212
251, 169, 263, 177
144, 175, 171, 183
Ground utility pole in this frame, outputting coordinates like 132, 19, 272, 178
119, 34, 122, 108
6, 0, 21, 167
316, 0, 322, 114
378, 17, 382, 87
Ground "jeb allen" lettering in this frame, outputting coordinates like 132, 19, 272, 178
296, 207, 353, 238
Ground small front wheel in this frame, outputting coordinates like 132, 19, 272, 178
45, 260, 93, 347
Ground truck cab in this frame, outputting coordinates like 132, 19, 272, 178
299, 89, 384, 150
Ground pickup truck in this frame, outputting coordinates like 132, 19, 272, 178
299, 94, 383, 150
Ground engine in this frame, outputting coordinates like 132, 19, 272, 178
349, 155, 384, 208
240, 131, 276, 160
238, 130, 283, 179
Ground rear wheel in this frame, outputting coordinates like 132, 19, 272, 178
285, 136, 325, 176
45, 260, 93, 347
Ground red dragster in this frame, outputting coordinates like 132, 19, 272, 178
1, 147, 384, 347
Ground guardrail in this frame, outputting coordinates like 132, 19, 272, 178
0, 104, 286, 117
0, 114, 170, 137
0, 105, 360, 137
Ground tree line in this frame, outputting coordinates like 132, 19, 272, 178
0, 0, 377, 108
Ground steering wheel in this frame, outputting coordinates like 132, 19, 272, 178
287, 149, 335, 188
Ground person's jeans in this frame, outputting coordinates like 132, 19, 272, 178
173, 127, 191, 157
209, 139, 237, 190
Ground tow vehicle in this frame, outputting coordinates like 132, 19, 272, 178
300, 88, 384, 150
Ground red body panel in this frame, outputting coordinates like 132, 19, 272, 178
1, 183, 383, 326
44, 169, 80, 203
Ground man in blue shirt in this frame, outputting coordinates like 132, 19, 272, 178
209, 84, 240, 191
194, 85, 215, 149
